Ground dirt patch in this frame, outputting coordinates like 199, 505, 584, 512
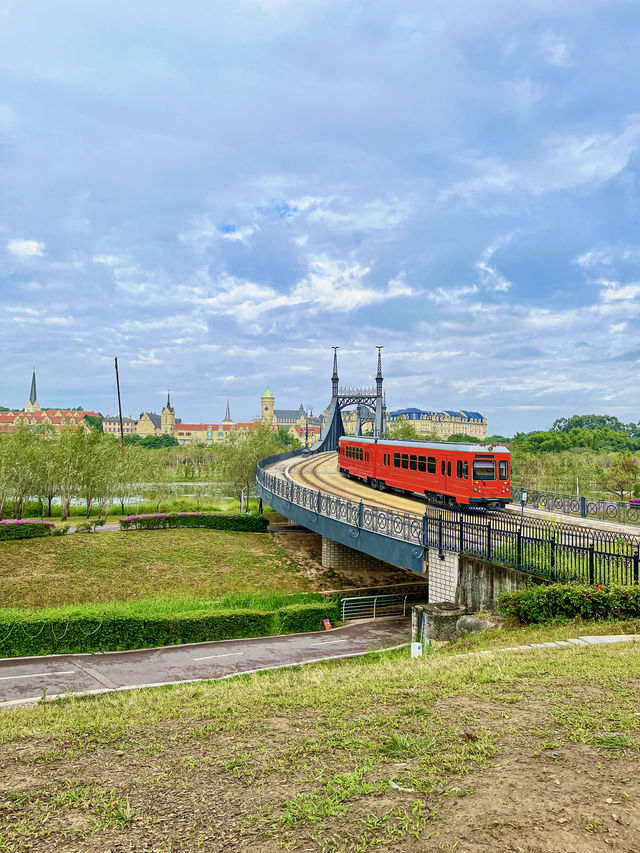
273, 529, 420, 591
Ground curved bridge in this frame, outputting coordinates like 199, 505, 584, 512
257, 451, 640, 594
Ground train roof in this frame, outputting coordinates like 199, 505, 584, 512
338, 436, 510, 454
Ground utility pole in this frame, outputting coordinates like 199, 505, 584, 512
114, 356, 125, 448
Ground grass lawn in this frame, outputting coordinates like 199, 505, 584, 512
0, 625, 639, 851
0, 529, 310, 610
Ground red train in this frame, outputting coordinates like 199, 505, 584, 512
337, 436, 511, 509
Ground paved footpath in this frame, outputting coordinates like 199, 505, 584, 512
0, 616, 410, 708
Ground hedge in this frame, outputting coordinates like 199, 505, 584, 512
0, 597, 341, 658
119, 512, 269, 533
498, 583, 640, 624
0, 519, 55, 542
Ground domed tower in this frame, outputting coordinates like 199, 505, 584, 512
161, 392, 175, 435
261, 389, 275, 425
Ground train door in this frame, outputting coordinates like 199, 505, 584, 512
440, 455, 454, 501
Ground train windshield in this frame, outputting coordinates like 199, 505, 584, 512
473, 459, 496, 481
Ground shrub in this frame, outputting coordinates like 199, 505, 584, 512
498, 583, 640, 624
0, 519, 55, 542
0, 596, 340, 657
119, 512, 269, 533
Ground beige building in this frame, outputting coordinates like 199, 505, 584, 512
258, 389, 323, 435
388, 408, 487, 440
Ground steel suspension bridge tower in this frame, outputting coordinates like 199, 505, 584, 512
312, 347, 386, 452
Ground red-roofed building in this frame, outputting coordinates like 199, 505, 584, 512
0, 371, 101, 434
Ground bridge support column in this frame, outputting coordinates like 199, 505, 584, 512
426, 549, 459, 604
321, 537, 398, 572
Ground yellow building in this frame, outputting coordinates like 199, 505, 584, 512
258, 389, 323, 433
388, 408, 487, 440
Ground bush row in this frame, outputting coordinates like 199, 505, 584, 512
0, 520, 55, 542
119, 512, 269, 533
498, 583, 640, 624
0, 598, 340, 658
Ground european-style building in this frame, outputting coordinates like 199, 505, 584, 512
388, 408, 487, 440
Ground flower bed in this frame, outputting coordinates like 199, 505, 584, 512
498, 583, 640, 624
119, 512, 269, 533
0, 519, 56, 542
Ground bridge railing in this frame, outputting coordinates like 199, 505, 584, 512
510, 486, 640, 526
257, 453, 640, 584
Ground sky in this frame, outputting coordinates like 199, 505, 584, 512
1, 0, 639, 435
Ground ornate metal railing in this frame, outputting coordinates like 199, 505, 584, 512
257, 453, 640, 584
511, 487, 640, 526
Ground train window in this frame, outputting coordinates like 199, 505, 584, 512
401, 453, 408, 469
409, 455, 417, 471
447, 461, 451, 477
457, 461, 462, 478
463, 461, 468, 479
499, 460, 509, 480
394, 453, 400, 468
473, 460, 496, 480
418, 456, 426, 473
441, 460, 445, 475
359, 448, 363, 461
427, 457, 436, 474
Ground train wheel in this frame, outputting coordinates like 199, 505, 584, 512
377, 481, 386, 492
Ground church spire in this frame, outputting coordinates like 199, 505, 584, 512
29, 368, 37, 405
331, 346, 339, 398
223, 399, 233, 423
25, 367, 40, 412
166, 391, 171, 410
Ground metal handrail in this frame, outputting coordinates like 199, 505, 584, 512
340, 594, 409, 621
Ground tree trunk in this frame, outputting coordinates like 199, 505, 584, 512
62, 499, 70, 521
16, 495, 25, 520
47, 496, 53, 517
86, 498, 93, 519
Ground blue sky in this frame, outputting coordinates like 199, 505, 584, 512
1, 0, 639, 434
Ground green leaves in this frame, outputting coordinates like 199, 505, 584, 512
498, 583, 640, 624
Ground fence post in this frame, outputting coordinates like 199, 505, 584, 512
550, 534, 555, 581
516, 528, 522, 570
289, 480, 293, 503
373, 596, 377, 618
358, 500, 363, 528
580, 496, 587, 518
438, 513, 443, 560
634, 550, 639, 585
588, 543, 595, 585
423, 513, 429, 549
317, 490, 321, 514
459, 516, 464, 554
487, 521, 492, 562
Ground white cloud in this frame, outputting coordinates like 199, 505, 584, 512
92, 254, 121, 265
474, 238, 513, 292
426, 285, 478, 304
440, 115, 640, 201
189, 257, 413, 328
308, 197, 413, 230
7, 238, 44, 256
540, 31, 573, 68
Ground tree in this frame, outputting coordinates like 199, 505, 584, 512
83, 414, 104, 432
593, 453, 640, 501
386, 421, 425, 440
447, 433, 481, 443
217, 426, 285, 505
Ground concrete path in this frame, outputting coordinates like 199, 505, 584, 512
0, 616, 410, 708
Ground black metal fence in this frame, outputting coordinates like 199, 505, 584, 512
258, 454, 640, 585
511, 487, 640, 526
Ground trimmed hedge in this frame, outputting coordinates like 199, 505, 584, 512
119, 512, 269, 533
0, 597, 341, 658
0, 519, 55, 542
498, 583, 640, 624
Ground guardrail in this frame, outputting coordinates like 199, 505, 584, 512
340, 594, 410, 620
511, 487, 640, 526
257, 452, 640, 585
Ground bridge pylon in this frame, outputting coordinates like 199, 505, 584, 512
311, 348, 386, 453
